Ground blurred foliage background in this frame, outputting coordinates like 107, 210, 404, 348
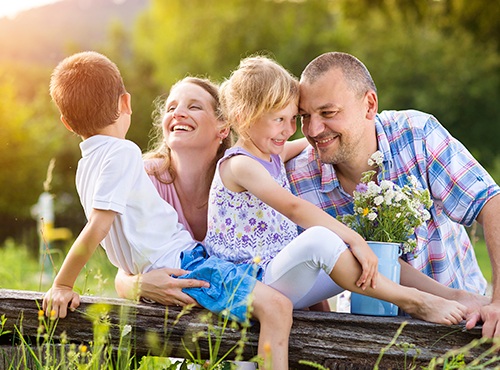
1, 0, 499, 264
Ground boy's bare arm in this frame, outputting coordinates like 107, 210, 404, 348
43, 209, 116, 318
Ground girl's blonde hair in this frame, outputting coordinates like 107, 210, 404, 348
145, 77, 232, 185
220, 56, 299, 137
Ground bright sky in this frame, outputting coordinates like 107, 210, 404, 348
0, 0, 63, 19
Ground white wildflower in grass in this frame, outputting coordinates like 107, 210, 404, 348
384, 189, 396, 205
121, 324, 132, 338
402, 239, 417, 254
338, 151, 432, 254
354, 192, 365, 202
361, 170, 376, 184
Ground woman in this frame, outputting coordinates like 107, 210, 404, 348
115, 77, 231, 305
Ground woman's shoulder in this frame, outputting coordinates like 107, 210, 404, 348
144, 157, 173, 182
144, 157, 163, 170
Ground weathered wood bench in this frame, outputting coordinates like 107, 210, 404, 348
0, 289, 492, 369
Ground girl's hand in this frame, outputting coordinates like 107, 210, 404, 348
43, 285, 80, 319
350, 241, 378, 290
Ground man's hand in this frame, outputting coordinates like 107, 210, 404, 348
466, 301, 500, 338
42, 285, 80, 319
137, 268, 210, 307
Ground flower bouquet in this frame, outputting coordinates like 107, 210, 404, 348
341, 151, 433, 316
339, 150, 432, 254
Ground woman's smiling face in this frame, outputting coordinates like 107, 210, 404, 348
162, 82, 222, 151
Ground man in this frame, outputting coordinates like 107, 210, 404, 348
286, 51, 500, 337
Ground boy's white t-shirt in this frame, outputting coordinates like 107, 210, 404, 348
76, 135, 196, 275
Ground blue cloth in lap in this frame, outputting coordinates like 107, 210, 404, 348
178, 244, 263, 323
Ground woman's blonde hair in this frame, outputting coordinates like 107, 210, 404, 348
220, 56, 299, 137
145, 76, 232, 185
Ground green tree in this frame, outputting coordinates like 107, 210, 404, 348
337, 2, 500, 167
0, 67, 81, 244
132, 0, 346, 141
444, 0, 500, 48
99, 19, 162, 150
133, 0, 339, 88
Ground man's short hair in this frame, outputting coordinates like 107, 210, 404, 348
49, 51, 126, 137
301, 52, 377, 98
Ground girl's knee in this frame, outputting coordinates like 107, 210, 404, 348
299, 226, 346, 256
304, 226, 343, 244
266, 291, 293, 328
253, 286, 293, 326
269, 290, 293, 315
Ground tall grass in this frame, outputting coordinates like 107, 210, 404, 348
1, 228, 496, 369
0, 238, 259, 370
474, 239, 492, 285
0, 237, 118, 297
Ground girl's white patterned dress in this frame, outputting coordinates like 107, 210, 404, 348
206, 147, 297, 275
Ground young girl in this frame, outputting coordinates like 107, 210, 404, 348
206, 55, 469, 325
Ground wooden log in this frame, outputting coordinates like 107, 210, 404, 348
0, 289, 492, 369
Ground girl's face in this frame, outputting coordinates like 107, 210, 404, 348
163, 82, 224, 152
244, 102, 298, 160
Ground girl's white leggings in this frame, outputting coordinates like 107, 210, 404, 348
263, 226, 348, 309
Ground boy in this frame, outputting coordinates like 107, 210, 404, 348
43, 51, 292, 370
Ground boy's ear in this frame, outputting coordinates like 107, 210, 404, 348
120, 93, 132, 115
60, 115, 73, 132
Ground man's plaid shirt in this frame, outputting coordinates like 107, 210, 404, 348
286, 110, 499, 293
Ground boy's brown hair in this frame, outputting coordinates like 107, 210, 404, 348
49, 51, 126, 138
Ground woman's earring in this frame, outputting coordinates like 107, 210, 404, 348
219, 139, 223, 144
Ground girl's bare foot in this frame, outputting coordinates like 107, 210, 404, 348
401, 290, 468, 325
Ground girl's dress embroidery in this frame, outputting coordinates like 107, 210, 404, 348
206, 147, 297, 275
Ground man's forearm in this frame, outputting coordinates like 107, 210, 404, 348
477, 194, 500, 300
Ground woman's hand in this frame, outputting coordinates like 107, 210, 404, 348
115, 268, 210, 307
